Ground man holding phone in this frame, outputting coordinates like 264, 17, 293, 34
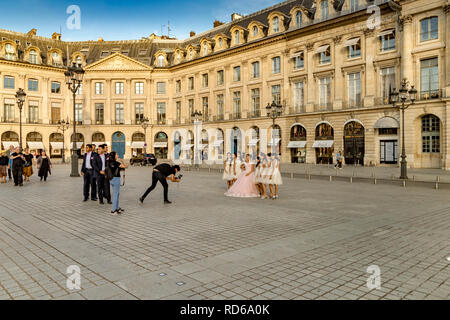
139, 163, 181, 204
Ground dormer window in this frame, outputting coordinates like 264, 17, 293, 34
29, 50, 38, 64
321, 0, 329, 20
253, 26, 258, 37
52, 52, 61, 66
203, 43, 208, 55
273, 16, 279, 33
5, 44, 15, 60
157, 55, 165, 67
75, 56, 82, 65
219, 38, 223, 47
234, 30, 240, 45
296, 11, 302, 26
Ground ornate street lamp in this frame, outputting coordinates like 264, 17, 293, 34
15, 88, 26, 151
390, 78, 417, 180
266, 101, 283, 127
65, 63, 85, 177
140, 117, 150, 154
57, 119, 70, 163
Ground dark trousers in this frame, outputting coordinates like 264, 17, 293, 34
12, 166, 23, 186
142, 171, 169, 201
8, 167, 12, 179
83, 169, 97, 200
96, 175, 111, 203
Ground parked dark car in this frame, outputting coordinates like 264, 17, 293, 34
130, 153, 157, 166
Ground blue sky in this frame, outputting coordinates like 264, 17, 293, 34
1, 0, 281, 41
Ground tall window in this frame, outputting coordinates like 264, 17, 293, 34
176, 101, 181, 123
76, 84, 83, 95
272, 56, 281, 74
4, 76, 15, 89
188, 77, 194, 90
5, 44, 15, 60
293, 81, 304, 112
95, 82, 104, 95
234, 30, 240, 45
52, 52, 61, 66
157, 55, 165, 67
272, 16, 279, 33
51, 103, 61, 124
188, 99, 194, 120
380, 30, 396, 51
29, 103, 39, 124
294, 52, 304, 69
115, 103, 124, 124
28, 79, 38, 92
176, 80, 181, 93
253, 26, 258, 37
95, 103, 104, 124
135, 103, 144, 124
271, 85, 281, 104
217, 94, 224, 118
320, 47, 331, 64
422, 115, 440, 153
202, 74, 209, 87
380, 67, 395, 104
420, 17, 438, 42
420, 57, 439, 99
321, 0, 329, 19
350, 0, 359, 11
296, 11, 302, 26
135, 82, 144, 95
319, 77, 331, 109
4, 103, 15, 122
252, 61, 260, 78
157, 102, 166, 124
251, 88, 260, 115
233, 66, 241, 82
349, 40, 361, 58
202, 97, 209, 120
203, 43, 208, 56
157, 82, 166, 94
217, 70, 224, 85
233, 92, 241, 117
75, 103, 83, 124
29, 50, 38, 64
348, 72, 361, 107
51, 82, 61, 94
115, 82, 124, 94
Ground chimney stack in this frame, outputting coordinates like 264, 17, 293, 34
231, 13, 243, 21
27, 28, 37, 36
213, 20, 224, 28
190, 31, 196, 37
52, 32, 61, 41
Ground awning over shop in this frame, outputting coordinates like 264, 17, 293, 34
312, 140, 334, 148
154, 142, 168, 148
374, 117, 399, 129
2, 141, 19, 149
268, 138, 281, 146
343, 37, 360, 47
315, 45, 329, 54
181, 144, 194, 151
248, 139, 259, 147
287, 141, 307, 148
27, 142, 45, 150
131, 141, 145, 149
50, 142, 64, 150
378, 29, 395, 37
70, 142, 84, 150
212, 140, 224, 147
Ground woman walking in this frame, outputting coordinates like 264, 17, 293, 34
222, 152, 234, 190
37, 151, 52, 182
0, 151, 9, 183
107, 151, 128, 215
268, 153, 283, 199
23, 148, 34, 182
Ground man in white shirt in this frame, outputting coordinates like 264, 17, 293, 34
81, 144, 97, 201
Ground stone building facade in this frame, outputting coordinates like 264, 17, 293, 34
0, 0, 449, 168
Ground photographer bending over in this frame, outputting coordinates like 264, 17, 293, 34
139, 164, 181, 204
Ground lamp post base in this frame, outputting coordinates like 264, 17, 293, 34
70, 154, 80, 177
400, 159, 408, 180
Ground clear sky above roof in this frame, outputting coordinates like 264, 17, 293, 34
2, 0, 281, 41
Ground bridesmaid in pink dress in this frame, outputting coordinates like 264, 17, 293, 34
225, 154, 259, 198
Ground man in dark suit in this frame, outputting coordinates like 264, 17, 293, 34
92, 145, 111, 205
102, 144, 111, 202
91, 144, 98, 200
81, 144, 97, 202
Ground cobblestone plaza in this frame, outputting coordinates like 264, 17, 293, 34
0, 166, 449, 300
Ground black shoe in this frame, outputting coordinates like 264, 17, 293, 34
118, 208, 125, 212
83, 198, 88, 202
139, 197, 144, 204
107, 201, 112, 205
91, 198, 97, 201
99, 201, 105, 205
164, 200, 172, 204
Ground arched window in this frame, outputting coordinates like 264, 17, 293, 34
296, 11, 302, 26
132, 132, 145, 141
219, 38, 223, 47
5, 44, 15, 60
176, 51, 181, 61
29, 50, 38, 64
272, 16, 279, 33
203, 43, 208, 55
26, 132, 43, 142
316, 123, 334, 139
291, 125, 307, 140
422, 115, 440, 153
52, 52, 61, 66
157, 55, 165, 67
76, 55, 82, 65
189, 48, 194, 59
253, 26, 258, 37
234, 30, 240, 44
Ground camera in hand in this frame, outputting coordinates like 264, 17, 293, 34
176, 174, 183, 180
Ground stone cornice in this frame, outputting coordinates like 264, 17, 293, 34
0, 59, 66, 73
